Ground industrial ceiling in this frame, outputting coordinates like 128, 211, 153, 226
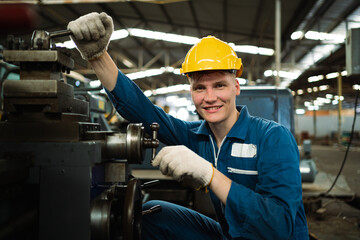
0, 0, 359, 110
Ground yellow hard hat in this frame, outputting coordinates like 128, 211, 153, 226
180, 36, 243, 77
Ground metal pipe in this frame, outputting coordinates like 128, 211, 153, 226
275, 0, 281, 86
337, 71, 343, 146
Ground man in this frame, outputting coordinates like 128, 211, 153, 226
68, 12, 309, 239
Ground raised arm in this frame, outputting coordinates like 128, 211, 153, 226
89, 52, 118, 91
67, 12, 117, 90
67, 12, 199, 147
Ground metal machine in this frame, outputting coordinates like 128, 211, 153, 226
0, 30, 160, 240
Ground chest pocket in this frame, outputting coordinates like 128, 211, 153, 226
227, 143, 259, 189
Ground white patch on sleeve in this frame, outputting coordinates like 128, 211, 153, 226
231, 143, 257, 158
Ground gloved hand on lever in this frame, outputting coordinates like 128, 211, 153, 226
152, 145, 215, 189
67, 12, 113, 60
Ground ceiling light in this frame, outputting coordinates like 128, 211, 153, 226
316, 97, 331, 104
326, 94, 333, 99
237, 78, 247, 85
173, 68, 181, 75
126, 67, 181, 81
319, 85, 329, 91
291, 31, 303, 40
127, 69, 164, 80
326, 72, 339, 79
296, 109, 305, 115
129, 28, 199, 45
161, 66, 174, 72
304, 31, 344, 43
232, 45, 274, 56
111, 29, 129, 41
153, 84, 190, 95
143, 84, 190, 97
308, 75, 324, 83
144, 90, 152, 97
263, 70, 299, 79
308, 105, 319, 111
264, 70, 273, 77
304, 101, 311, 107
297, 89, 304, 95
334, 95, 344, 101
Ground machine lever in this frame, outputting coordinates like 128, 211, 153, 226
150, 122, 160, 160
143, 122, 160, 161
49, 29, 73, 39
141, 179, 160, 189
142, 205, 162, 216
31, 29, 73, 50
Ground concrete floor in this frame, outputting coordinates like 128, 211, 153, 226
305, 145, 360, 240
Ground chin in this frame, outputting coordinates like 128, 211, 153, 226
203, 116, 222, 124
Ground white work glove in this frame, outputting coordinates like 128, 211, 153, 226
152, 145, 214, 189
67, 12, 113, 60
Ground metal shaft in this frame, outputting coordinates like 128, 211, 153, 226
49, 29, 73, 39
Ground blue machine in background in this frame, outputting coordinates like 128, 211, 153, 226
236, 86, 295, 134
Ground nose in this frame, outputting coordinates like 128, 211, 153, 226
204, 88, 217, 102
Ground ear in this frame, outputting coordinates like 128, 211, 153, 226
235, 78, 240, 96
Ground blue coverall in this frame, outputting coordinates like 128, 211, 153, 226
106, 70, 309, 239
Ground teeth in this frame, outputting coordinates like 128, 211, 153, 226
206, 106, 220, 110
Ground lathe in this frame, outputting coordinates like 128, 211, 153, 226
0, 29, 160, 240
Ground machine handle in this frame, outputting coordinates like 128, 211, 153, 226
150, 122, 160, 160
143, 122, 160, 161
49, 29, 73, 39
31, 29, 73, 50
142, 205, 162, 216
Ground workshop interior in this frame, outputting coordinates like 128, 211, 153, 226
0, 0, 360, 239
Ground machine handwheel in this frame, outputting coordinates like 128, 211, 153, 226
122, 178, 142, 240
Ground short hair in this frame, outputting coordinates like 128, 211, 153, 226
187, 70, 237, 83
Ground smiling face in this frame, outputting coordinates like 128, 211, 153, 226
190, 71, 240, 129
